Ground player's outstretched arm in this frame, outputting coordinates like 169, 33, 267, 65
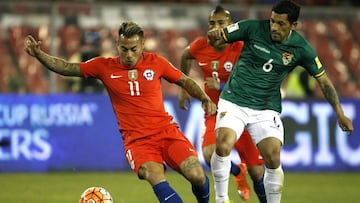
178, 46, 194, 110
316, 75, 354, 135
177, 74, 217, 115
24, 35, 82, 77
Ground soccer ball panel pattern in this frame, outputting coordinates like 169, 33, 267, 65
79, 186, 113, 203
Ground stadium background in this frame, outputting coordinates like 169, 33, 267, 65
0, 1, 359, 202
0, 0, 359, 172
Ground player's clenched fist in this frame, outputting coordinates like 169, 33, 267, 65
207, 28, 223, 41
207, 28, 225, 48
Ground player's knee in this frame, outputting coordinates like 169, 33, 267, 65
261, 149, 281, 168
183, 166, 206, 185
138, 166, 147, 179
138, 163, 165, 184
181, 157, 206, 185
189, 172, 206, 186
215, 130, 236, 156
258, 138, 281, 168
264, 155, 281, 168
216, 141, 233, 156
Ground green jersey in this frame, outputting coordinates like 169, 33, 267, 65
221, 19, 325, 113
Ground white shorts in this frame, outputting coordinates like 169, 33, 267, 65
215, 98, 284, 145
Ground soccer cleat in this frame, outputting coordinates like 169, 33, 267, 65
223, 200, 234, 203
233, 163, 250, 201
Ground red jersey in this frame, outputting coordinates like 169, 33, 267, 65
188, 37, 243, 104
80, 52, 182, 143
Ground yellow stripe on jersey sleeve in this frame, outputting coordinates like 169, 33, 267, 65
314, 69, 326, 78
221, 29, 228, 42
315, 56, 322, 69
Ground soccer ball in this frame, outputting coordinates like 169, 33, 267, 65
79, 186, 113, 203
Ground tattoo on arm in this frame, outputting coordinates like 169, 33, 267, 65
320, 80, 340, 109
177, 76, 208, 102
177, 77, 186, 86
37, 51, 82, 77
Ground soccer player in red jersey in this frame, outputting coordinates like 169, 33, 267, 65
24, 21, 217, 203
178, 6, 266, 203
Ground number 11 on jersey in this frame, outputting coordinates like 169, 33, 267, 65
128, 81, 140, 96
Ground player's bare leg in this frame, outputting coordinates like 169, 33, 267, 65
202, 144, 216, 166
180, 156, 210, 203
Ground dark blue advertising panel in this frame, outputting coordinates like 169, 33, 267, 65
0, 94, 359, 172
0, 94, 126, 172
280, 100, 359, 172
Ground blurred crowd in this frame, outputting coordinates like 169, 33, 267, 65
5, 0, 359, 6
68, 0, 359, 6
0, 2, 359, 99
113, 0, 360, 6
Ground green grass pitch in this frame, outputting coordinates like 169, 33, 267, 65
0, 171, 359, 203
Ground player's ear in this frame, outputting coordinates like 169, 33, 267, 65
115, 37, 120, 47
141, 38, 145, 48
291, 21, 298, 30
115, 39, 120, 51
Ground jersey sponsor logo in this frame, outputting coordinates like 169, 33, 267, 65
128, 70, 138, 81
224, 61, 233, 72
282, 52, 293, 65
143, 69, 155, 81
315, 56, 322, 69
110, 74, 122, 79
254, 44, 270, 54
227, 23, 239, 33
